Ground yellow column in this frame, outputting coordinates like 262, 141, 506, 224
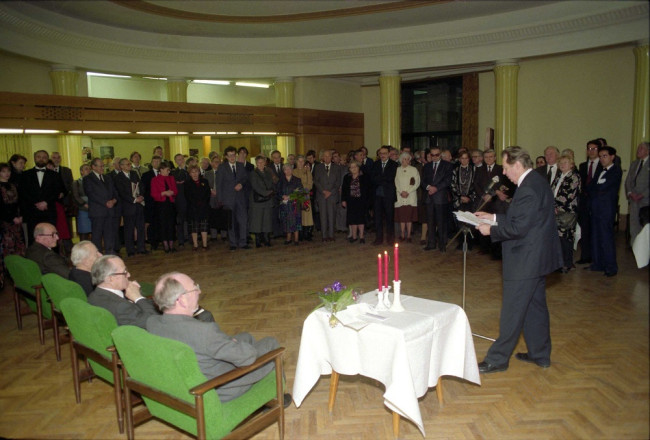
49, 67, 80, 96
202, 136, 212, 157
50, 66, 83, 178
166, 78, 188, 102
379, 71, 401, 148
169, 135, 189, 159
632, 43, 649, 156
166, 78, 189, 157
275, 77, 295, 157
494, 60, 519, 158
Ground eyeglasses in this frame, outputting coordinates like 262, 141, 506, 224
430, 153, 441, 157
587, 146, 599, 151
182, 283, 201, 296
109, 271, 129, 277
38, 232, 59, 237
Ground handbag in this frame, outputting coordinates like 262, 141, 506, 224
556, 210, 577, 229
253, 191, 272, 203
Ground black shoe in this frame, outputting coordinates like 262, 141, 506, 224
575, 259, 591, 264
515, 352, 550, 368
359, 238, 365, 244
284, 240, 292, 245
423, 245, 435, 251
137, 250, 150, 255
240, 245, 251, 250
604, 271, 617, 277
478, 361, 508, 374
229, 246, 237, 251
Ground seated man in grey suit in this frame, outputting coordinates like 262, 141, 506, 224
88, 255, 215, 328
147, 271, 290, 405
88, 255, 158, 328
25, 222, 70, 278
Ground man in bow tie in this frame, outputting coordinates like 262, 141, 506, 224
587, 146, 622, 277
19, 150, 64, 243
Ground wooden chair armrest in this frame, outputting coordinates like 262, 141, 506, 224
189, 347, 286, 396
106, 345, 117, 353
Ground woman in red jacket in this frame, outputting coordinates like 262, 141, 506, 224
151, 161, 178, 253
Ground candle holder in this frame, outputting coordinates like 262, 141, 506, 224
375, 287, 389, 311
389, 280, 404, 312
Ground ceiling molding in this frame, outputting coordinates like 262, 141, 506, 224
0, 2, 647, 79
111, 0, 444, 23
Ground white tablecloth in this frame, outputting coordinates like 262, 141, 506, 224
292, 293, 481, 436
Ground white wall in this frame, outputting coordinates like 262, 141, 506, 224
0, 51, 53, 94
294, 78, 362, 112
362, 85, 380, 150
188, 83, 274, 106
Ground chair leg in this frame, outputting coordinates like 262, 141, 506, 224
70, 340, 82, 404
112, 353, 124, 434
328, 371, 340, 412
392, 411, 400, 438
436, 376, 444, 405
35, 286, 45, 345
13, 287, 23, 330
123, 373, 135, 440
52, 308, 61, 361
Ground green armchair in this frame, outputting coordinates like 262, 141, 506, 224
112, 325, 286, 440
41, 273, 87, 361
5, 255, 51, 344
59, 297, 126, 433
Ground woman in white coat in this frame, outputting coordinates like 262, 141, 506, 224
394, 152, 420, 242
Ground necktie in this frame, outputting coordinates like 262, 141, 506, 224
99, 174, 104, 183
35, 168, 45, 172
382, 162, 386, 172
587, 161, 593, 185
326, 165, 330, 176
547, 166, 552, 183
232, 165, 236, 178
488, 165, 492, 174
433, 162, 438, 177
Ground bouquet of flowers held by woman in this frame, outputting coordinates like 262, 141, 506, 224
312, 281, 361, 327
288, 187, 312, 211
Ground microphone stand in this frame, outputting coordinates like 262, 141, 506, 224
449, 195, 496, 342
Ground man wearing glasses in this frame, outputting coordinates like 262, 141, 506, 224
147, 271, 289, 405
25, 222, 70, 278
88, 255, 214, 328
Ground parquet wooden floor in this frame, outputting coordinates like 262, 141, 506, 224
0, 229, 647, 440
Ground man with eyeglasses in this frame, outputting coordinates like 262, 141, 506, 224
147, 271, 290, 405
25, 222, 70, 278
88, 255, 214, 328
421, 147, 453, 252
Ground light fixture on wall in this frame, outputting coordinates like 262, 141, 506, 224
25, 129, 60, 134
0, 128, 23, 134
69, 130, 132, 134
193, 132, 216, 135
235, 82, 269, 88
192, 80, 230, 85
87, 72, 132, 79
136, 131, 189, 135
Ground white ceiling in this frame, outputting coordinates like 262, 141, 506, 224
0, 1, 647, 82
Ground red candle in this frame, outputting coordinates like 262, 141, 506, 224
383, 251, 388, 289
394, 243, 399, 281
377, 254, 382, 290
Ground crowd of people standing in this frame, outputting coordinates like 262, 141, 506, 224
0, 138, 647, 289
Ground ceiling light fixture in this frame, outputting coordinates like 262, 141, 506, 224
0, 128, 23, 134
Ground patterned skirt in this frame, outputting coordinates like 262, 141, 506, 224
279, 201, 302, 233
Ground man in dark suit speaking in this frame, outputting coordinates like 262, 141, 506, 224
475, 146, 562, 373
